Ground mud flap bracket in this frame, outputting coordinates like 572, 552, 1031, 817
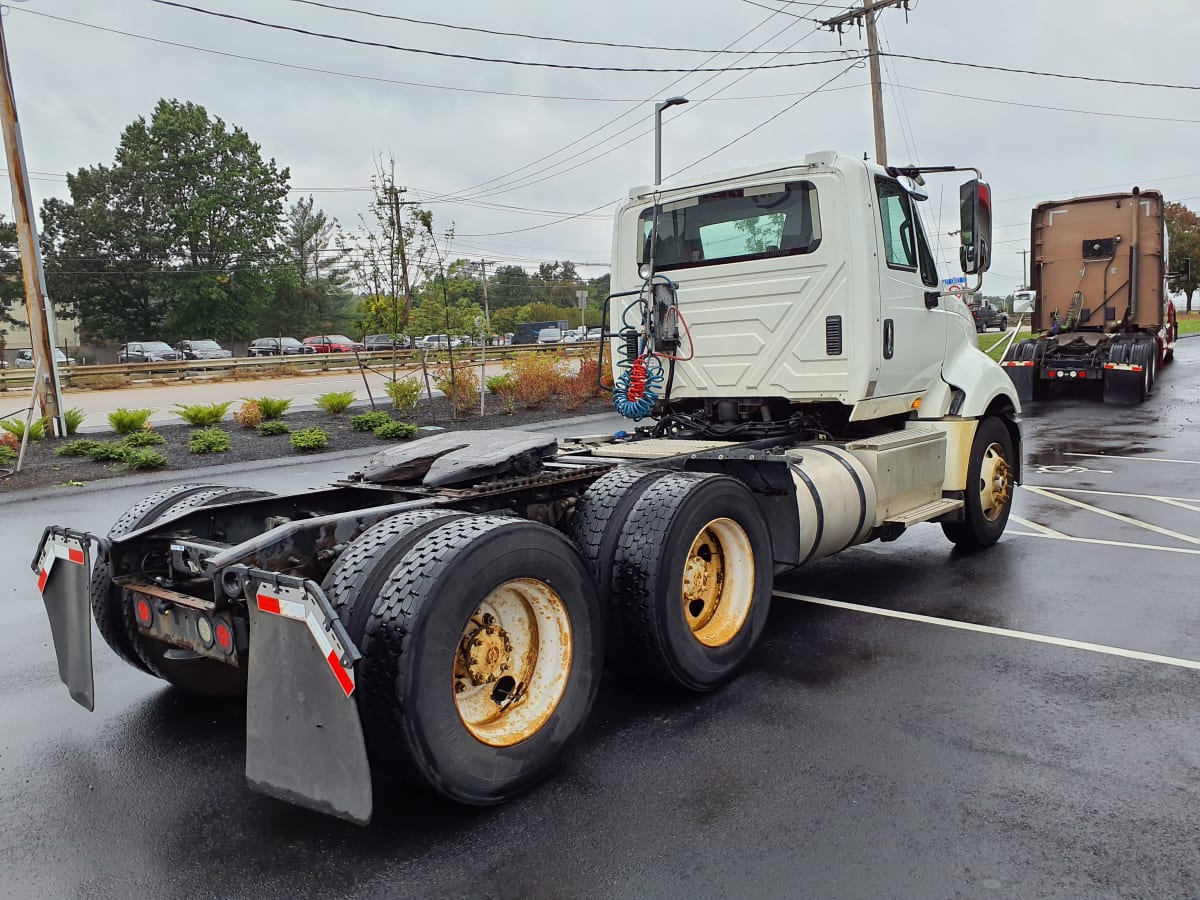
238, 567, 373, 826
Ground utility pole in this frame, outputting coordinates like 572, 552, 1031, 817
819, 0, 912, 167
0, 15, 65, 434
478, 259, 491, 332
1018, 249, 1029, 288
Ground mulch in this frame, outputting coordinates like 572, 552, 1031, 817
1, 395, 616, 494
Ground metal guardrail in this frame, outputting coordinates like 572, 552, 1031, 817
0, 342, 600, 392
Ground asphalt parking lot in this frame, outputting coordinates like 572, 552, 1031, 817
1, 341, 1197, 899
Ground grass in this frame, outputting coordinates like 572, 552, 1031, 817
1178, 311, 1200, 336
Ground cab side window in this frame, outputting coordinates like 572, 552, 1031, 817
876, 177, 917, 270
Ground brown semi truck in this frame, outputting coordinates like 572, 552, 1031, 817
1001, 188, 1183, 403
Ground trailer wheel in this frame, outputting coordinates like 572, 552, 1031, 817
942, 417, 1014, 550
129, 486, 275, 696
91, 483, 229, 675
360, 516, 602, 804
611, 472, 772, 691
567, 465, 671, 660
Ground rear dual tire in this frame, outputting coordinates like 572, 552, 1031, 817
326, 514, 603, 805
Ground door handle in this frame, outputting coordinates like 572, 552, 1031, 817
883, 319, 894, 359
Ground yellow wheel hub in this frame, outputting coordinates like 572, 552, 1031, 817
979, 442, 1012, 522
680, 517, 756, 648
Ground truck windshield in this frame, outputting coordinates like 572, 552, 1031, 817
639, 180, 821, 272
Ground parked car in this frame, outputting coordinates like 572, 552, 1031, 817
363, 333, 412, 351
247, 337, 317, 357
585, 327, 603, 341
303, 334, 365, 353
536, 327, 563, 344
117, 341, 183, 363
968, 301, 1009, 333
414, 334, 466, 350
14, 348, 75, 369
176, 339, 232, 360
561, 330, 581, 344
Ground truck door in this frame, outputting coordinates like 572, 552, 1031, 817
873, 176, 948, 397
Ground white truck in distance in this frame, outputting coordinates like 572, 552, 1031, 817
34, 151, 1020, 825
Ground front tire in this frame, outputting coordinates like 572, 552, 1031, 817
611, 472, 773, 691
942, 417, 1015, 550
358, 516, 603, 805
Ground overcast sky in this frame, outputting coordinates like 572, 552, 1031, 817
2, 0, 1198, 294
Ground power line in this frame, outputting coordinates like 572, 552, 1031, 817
6, 6, 863, 106
281, 0, 846, 55
147, 0, 865, 73
886, 82, 1200, 124
740, 0, 814, 19
881, 52, 1200, 91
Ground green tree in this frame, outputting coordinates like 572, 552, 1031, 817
487, 264, 533, 308
1, 217, 22, 337
1166, 201, 1200, 313
40, 99, 289, 341
262, 196, 354, 336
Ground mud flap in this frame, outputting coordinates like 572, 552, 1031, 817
1001, 363, 1035, 404
32, 528, 96, 711
240, 568, 373, 826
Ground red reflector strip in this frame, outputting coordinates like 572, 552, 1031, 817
327, 649, 355, 697
256, 593, 282, 615
67, 547, 84, 565
1001, 360, 1035, 367
37, 568, 48, 593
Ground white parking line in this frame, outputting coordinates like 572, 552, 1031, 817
1022, 485, 1200, 547
1027, 486, 1200, 515
1064, 452, 1200, 466
773, 590, 1200, 671
1005, 530, 1200, 556
1009, 514, 1065, 537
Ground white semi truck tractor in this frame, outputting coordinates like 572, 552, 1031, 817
34, 151, 1020, 824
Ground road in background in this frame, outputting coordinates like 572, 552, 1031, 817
1, 344, 1197, 898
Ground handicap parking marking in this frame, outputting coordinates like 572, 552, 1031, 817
1034, 463, 1113, 475
1020, 484, 1200, 548
774, 590, 1200, 672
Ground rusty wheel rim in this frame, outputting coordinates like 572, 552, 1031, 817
452, 578, 572, 747
979, 442, 1012, 523
680, 517, 755, 648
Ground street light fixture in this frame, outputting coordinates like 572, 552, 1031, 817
654, 96, 688, 185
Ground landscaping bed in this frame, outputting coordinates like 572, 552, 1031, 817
0, 394, 616, 494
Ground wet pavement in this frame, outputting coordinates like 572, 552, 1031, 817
2, 343, 1198, 898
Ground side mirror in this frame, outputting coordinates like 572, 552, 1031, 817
1173, 257, 1191, 281
958, 179, 992, 275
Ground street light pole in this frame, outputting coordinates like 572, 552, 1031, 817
654, 96, 688, 185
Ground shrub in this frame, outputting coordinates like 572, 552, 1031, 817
373, 420, 418, 440
255, 397, 292, 420
72, 374, 131, 390
122, 430, 166, 448
63, 408, 86, 435
108, 408, 152, 434
174, 400, 233, 427
508, 352, 564, 408
0, 445, 14, 465
257, 420, 291, 436
56, 439, 106, 458
232, 399, 262, 429
0, 432, 21, 453
189, 427, 232, 454
431, 365, 479, 416
290, 427, 328, 451
350, 410, 392, 432
88, 441, 131, 462
485, 373, 517, 414
384, 377, 422, 414
316, 390, 355, 414
1, 417, 48, 442
559, 359, 603, 410
122, 449, 168, 471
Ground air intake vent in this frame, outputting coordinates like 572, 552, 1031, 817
825, 315, 843, 356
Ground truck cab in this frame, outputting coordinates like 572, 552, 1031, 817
609, 151, 1017, 429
